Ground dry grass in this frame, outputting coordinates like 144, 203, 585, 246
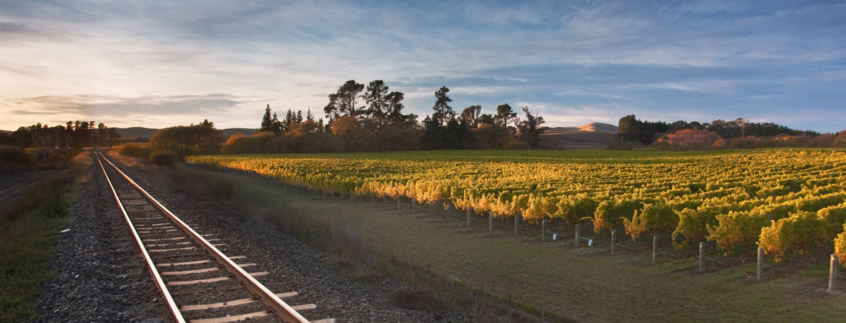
0, 152, 89, 321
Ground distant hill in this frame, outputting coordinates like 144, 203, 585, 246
221, 128, 256, 137
113, 127, 255, 140
546, 122, 618, 134
538, 122, 620, 149
0, 129, 12, 135
114, 127, 159, 139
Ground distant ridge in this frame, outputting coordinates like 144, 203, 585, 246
113, 127, 255, 139
0, 129, 12, 135
546, 122, 618, 133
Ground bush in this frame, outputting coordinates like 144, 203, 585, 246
672, 207, 720, 249
623, 203, 678, 240
149, 152, 176, 166
150, 125, 223, 159
593, 197, 643, 233
606, 140, 634, 150
707, 210, 769, 251
0, 145, 35, 165
651, 129, 721, 150
759, 211, 828, 261
116, 143, 152, 158
554, 193, 599, 224
836, 222, 846, 265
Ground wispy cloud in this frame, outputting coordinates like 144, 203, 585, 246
1, 0, 845, 131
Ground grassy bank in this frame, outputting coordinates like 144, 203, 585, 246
176, 161, 845, 322
0, 152, 90, 322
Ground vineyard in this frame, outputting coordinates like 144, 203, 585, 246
187, 149, 846, 263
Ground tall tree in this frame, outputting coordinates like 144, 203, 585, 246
460, 105, 482, 128
385, 91, 406, 124
494, 104, 517, 128
432, 86, 454, 125
364, 80, 389, 122
516, 106, 546, 148
324, 80, 365, 119
271, 112, 282, 134
260, 105, 274, 132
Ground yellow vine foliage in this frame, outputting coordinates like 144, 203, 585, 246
189, 149, 846, 253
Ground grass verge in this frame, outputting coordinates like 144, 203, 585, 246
0, 151, 90, 322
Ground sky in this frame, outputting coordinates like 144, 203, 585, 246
1, 0, 845, 132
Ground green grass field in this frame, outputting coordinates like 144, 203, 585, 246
0, 152, 88, 322
179, 152, 846, 322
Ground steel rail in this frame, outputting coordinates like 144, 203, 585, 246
97, 151, 310, 323
95, 152, 186, 323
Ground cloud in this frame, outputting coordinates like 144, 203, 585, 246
1, 0, 845, 132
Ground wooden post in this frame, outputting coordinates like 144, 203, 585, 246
514, 214, 519, 238
467, 207, 472, 227
427, 263, 431, 288
829, 254, 838, 292
332, 191, 335, 202
541, 306, 545, 323
699, 242, 705, 272
652, 235, 658, 264
757, 247, 763, 281
450, 273, 454, 290
542, 219, 547, 242
429, 201, 433, 217
447, 203, 452, 222
350, 189, 354, 203
508, 293, 512, 323
575, 224, 580, 248
611, 229, 616, 255
489, 212, 494, 232
397, 193, 401, 210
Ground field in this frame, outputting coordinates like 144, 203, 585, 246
188, 149, 846, 260
177, 149, 846, 322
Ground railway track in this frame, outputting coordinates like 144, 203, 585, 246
94, 150, 334, 323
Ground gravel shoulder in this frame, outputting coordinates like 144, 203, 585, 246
36, 155, 171, 322
37, 153, 473, 322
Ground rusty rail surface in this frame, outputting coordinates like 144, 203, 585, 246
95, 150, 331, 323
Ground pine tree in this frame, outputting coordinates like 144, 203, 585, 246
260, 104, 273, 132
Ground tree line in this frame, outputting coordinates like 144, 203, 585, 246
615, 115, 843, 150
0, 121, 121, 149
222, 80, 547, 154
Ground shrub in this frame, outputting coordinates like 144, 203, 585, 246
623, 203, 678, 240
833, 129, 846, 148
707, 210, 769, 251
149, 152, 176, 166
836, 223, 846, 265
672, 207, 720, 249
555, 193, 599, 224
759, 211, 828, 261
149, 125, 223, 158
0, 145, 35, 165
115, 143, 152, 158
593, 197, 643, 233
651, 129, 721, 150
606, 140, 634, 150
221, 133, 260, 154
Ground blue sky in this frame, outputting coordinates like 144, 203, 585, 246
1, 0, 845, 132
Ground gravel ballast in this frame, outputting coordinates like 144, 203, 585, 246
37, 154, 473, 322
